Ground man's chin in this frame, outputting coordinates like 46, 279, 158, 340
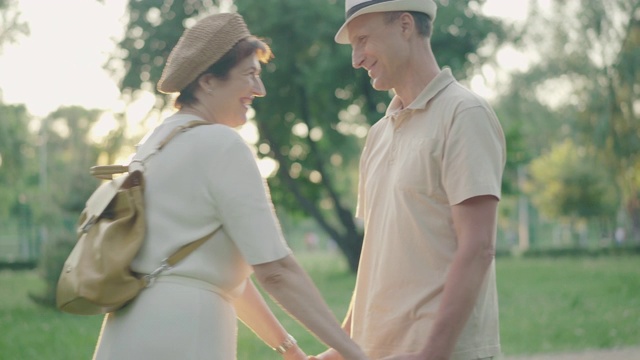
371, 79, 391, 91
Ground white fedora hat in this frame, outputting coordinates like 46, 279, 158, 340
335, 0, 437, 44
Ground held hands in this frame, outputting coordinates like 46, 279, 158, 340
308, 348, 345, 360
380, 352, 429, 360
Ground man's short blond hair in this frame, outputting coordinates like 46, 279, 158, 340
384, 11, 433, 38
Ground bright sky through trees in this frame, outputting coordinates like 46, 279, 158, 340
0, 0, 539, 133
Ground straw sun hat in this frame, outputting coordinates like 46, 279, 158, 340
334, 0, 437, 44
157, 12, 251, 94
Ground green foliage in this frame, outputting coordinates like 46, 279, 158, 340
31, 106, 121, 307
113, 0, 219, 94
0, 103, 35, 218
38, 106, 104, 221
431, 1, 507, 79
0, 0, 30, 51
0, 103, 29, 180
499, 0, 640, 239
28, 229, 76, 307
2, 254, 640, 359
526, 139, 618, 222
498, 121, 530, 196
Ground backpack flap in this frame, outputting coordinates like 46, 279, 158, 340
78, 175, 129, 234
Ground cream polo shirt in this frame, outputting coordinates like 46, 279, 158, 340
352, 69, 506, 359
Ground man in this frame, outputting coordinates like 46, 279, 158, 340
313, 1, 506, 359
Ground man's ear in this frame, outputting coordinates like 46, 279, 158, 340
400, 12, 416, 39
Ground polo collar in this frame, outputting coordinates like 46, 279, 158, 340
386, 68, 456, 116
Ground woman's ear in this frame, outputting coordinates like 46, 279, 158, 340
197, 73, 216, 93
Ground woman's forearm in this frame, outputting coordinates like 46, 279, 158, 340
253, 255, 366, 360
232, 278, 294, 351
233, 279, 307, 359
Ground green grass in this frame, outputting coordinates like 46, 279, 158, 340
497, 255, 640, 355
1, 253, 639, 359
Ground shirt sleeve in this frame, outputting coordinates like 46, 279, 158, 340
442, 105, 506, 205
204, 128, 291, 265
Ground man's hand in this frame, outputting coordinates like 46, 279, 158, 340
380, 354, 421, 360
308, 348, 344, 360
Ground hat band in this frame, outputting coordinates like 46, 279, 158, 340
346, 0, 394, 18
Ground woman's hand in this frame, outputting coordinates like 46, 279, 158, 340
308, 348, 344, 360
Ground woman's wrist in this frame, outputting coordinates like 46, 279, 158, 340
272, 333, 297, 354
282, 344, 306, 360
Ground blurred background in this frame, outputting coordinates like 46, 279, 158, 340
0, 0, 638, 359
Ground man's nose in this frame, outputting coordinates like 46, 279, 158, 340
352, 47, 365, 69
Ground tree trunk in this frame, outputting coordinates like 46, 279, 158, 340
257, 121, 363, 272
627, 195, 640, 243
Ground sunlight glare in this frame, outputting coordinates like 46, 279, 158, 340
0, 0, 127, 117
292, 122, 309, 138
123, 91, 159, 138
309, 127, 323, 141
309, 170, 322, 184
481, 0, 528, 23
535, 76, 579, 109
256, 157, 278, 178
90, 112, 120, 143
497, 46, 531, 73
237, 119, 259, 144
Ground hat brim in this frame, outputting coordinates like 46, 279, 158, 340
334, 0, 437, 44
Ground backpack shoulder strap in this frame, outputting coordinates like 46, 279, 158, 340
143, 226, 223, 285
90, 120, 211, 180
156, 120, 210, 150
165, 226, 223, 267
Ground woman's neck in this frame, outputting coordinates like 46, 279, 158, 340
178, 104, 216, 123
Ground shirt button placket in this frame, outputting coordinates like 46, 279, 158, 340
390, 115, 402, 165
388, 115, 397, 165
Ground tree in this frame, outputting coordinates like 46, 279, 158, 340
0, 103, 39, 263
0, 104, 32, 210
504, 0, 640, 241
0, 0, 33, 242
111, 0, 506, 271
525, 139, 618, 245
0, 0, 32, 214
0, 0, 29, 53
31, 106, 123, 306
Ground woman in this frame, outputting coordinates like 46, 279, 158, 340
93, 12, 368, 360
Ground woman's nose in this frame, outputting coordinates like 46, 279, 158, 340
253, 77, 266, 97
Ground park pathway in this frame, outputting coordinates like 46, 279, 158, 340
503, 346, 640, 360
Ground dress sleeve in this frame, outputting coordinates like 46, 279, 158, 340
204, 129, 291, 265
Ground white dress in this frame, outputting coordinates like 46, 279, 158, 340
93, 115, 291, 360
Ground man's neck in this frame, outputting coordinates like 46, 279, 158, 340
394, 42, 440, 108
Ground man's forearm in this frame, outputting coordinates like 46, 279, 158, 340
422, 248, 494, 359
420, 195, 498, 360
